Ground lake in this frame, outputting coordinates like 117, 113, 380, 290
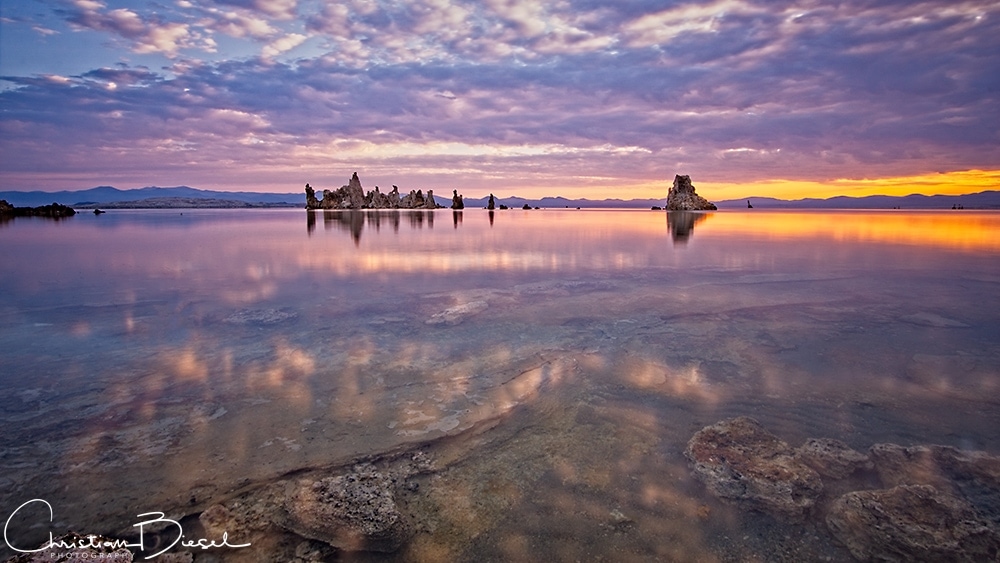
2, 208, 999, 561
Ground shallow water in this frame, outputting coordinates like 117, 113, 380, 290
2, 208, 999, 561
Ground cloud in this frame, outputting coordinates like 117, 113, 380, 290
64, 0, 201, 56
211, 0, 298, 20
203, 8, 278, 38
2, 0, 999, 194
261, 33, 307, 59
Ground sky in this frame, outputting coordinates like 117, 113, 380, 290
1, 0, 998, 201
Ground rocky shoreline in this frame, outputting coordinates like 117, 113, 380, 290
685, 416, 1000, 561
0, 199, 76, 218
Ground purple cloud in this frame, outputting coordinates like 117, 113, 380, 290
1, 0, 998, 195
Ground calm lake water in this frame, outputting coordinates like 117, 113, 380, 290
2, 208, 999, 561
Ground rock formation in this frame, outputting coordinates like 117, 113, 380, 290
304, 184, 319, 208
451, 189, 465, 210
686, 417, 1000, 561
192, 450, 434, 559
826, 484, 1000, 561
276, 463, 412, 553
306, 173, 443, 210
665, 175, 717, 210
487, 194, 496, 210
684, 416, 823, 521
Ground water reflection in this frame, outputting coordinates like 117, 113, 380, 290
1, 209, 999, 561
666, 211, 712, 244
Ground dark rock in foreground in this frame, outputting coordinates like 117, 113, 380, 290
195, 450, 434, 559
665, 175, 717, 210
826, 484, 1000, 562
276, 463, 412, 553
869, 443, 1000, 526
0, 199, 76, 218
684, 416, 823, 521
687, 417, 1000, 561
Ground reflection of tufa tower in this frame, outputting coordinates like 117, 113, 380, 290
666, 211, 711, 244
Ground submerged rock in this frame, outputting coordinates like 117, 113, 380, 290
224, 308, 298, 325
796, 438, 871, 480
870, 443, 1000, 526
426, 300, 489, 325
826, 484, 1000, 562
684, 417, 823, 521
665, 175, 717, 211
276, 463, 411, 553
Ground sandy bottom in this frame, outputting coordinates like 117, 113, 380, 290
4, 268, 999, 561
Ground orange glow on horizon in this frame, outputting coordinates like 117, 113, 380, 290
702, 210, 1000, 253
495, 169, 1000, 202
699, 169, 1000, 202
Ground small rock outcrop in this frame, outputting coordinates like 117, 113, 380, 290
305, 184, 319, 208
277, 463, 411, 553
195, 451, 434, 559
665, 175, 717, 211
306, 174, 443, 210
869, 443, 1000, 524
686, 418, 1000, 561
487, 194, 496, 210
826, 484, 1000, 562
684, 416, 823, 521
451, 190, 465, 210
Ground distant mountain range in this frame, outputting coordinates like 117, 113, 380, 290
0, 186, 302, 207
718, 191, 1000, 209
2, 186, 998, 209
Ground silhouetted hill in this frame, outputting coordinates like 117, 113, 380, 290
0, 186, 303, 207
719, 191, 1000, 209
3, 186, 998, 210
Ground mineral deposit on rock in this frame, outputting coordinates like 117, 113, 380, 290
684, 417, 823, 521
869, 443, 1000, 525
306, 173, 442, 210
795, 438, 871, 480
665, 175, 717, 211
826, 484, 1000, 562
276, 463, 411, 553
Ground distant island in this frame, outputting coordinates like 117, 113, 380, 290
1, 184, 998, 210
74, 197, 299, 209
0, 199, 76, 218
